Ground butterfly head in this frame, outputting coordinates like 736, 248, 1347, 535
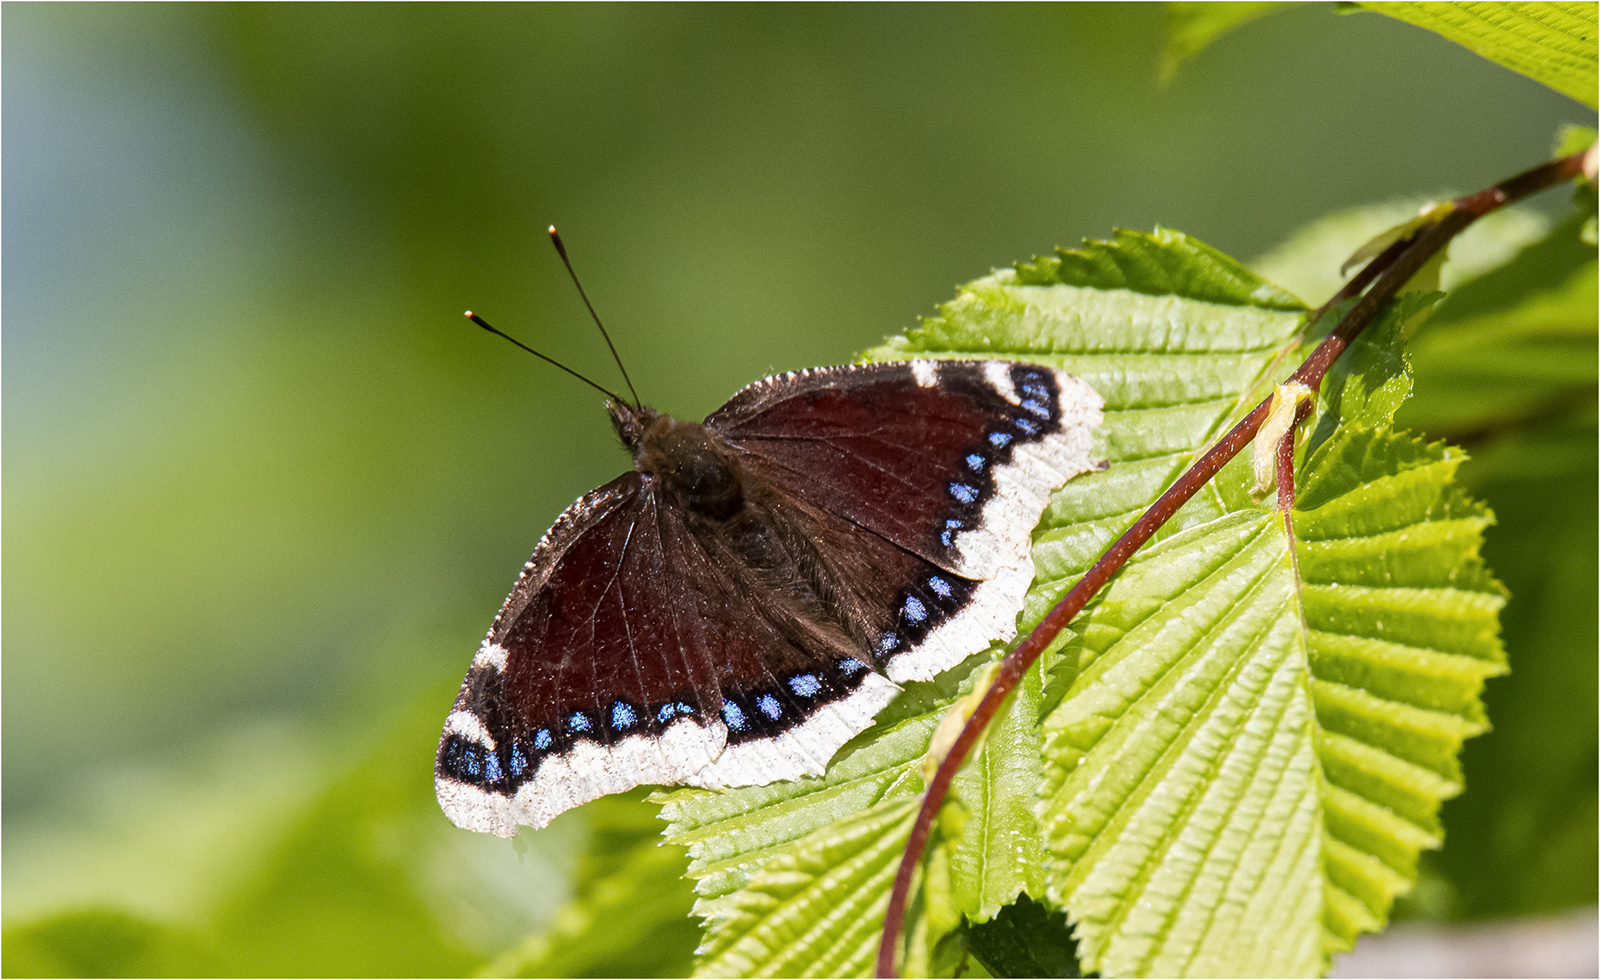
612, 402, 746, 521
606, 398, 653, 450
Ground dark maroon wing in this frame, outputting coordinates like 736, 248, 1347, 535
435, 474, 722, 835
706, 359, 1103, 682
434, 471, 899, 836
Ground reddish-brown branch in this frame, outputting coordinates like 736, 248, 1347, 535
1275, 398, 1311, 519
874, 148, 1589, 977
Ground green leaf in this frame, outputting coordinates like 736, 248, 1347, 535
943, 657, 1048, 923
692, 797, 921, 978
1316, 292, 1432, 432
1011, 226, 1307, 311
1039, 508, 1325, 977
667, 227, 1504, 977
1158, 2, 1300, 84
670, 229, 1309, 976
1257, 174, 1596, 927
963, 895, 1084, 978
485, 793, 700, 978
1401, 208, 1598, 438
1353, 2, 1599, 107
1297, 425, 1508, 948
659, 708, 937, 919
1037, 422, 1505, 974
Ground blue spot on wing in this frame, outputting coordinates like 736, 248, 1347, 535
989, 430, 1012, 448
929, 575, 952, 598
789, 673, 822, 697
966, 452, 986, 472
950, 482, 978, 503
1021, 398, 1050, 418
903, 595, 927, 623
534, 728, 553, 750
568, 712, 592, 733
757, 694, 782, 720
657, 703, 677, 723
509, 743, 528, 776
840, 656, 868, 675
1015, 417, 1040, 435
483, 749, 504, 784
722, 702, 748, 731
611, 702, 637, 730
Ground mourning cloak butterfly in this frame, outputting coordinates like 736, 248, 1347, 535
436, 358, 1103, 837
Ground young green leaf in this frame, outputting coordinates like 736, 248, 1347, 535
1040, 508, 1324, 977
941, 657, 1048, 924
1304, 290, 1435, 457
1158, 2, 1300, 84
1252, 166, 1595, 926
1037, 412, 1505, 974
1297, 423, 1507, 949
1352, 2, 1599, 108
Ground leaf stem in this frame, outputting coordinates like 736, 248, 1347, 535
874, 148, 1590, 977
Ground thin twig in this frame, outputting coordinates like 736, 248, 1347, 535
1276, 399, 1312, 523
874, 148, 1589, 977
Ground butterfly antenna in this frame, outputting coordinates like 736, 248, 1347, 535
465, 311, 631, 405
547, 226, 642, 409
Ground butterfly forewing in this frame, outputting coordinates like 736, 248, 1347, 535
711, 360, 1099, 579
713, 361, 1103, 681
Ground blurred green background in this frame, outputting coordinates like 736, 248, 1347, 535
4, 4, 1593, 975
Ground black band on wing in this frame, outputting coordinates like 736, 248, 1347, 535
715, 652, 877, 745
